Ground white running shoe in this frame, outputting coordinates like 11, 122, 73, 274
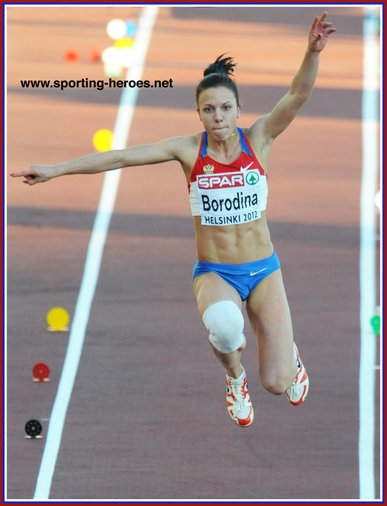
226, 368, 254, 427
286, 343, 309, 406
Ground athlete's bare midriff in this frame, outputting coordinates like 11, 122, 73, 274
194, 212, 273, 264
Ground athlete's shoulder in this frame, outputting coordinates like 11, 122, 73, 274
244, 116, 267, 143
167, 133, 202, 173
166, 132, 201, 151
244, 117, 272, 168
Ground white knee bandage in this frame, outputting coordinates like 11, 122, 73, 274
202, 301, 245, 354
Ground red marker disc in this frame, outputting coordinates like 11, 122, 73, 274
64, 49, 80, 64
88, 46, 102, 62
32, 362, 50, 381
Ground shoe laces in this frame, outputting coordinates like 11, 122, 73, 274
228, 377, 248, 402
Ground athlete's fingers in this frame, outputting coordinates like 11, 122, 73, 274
319, 10, 328, 23
11, 169, 39, 179
11, 170, 42, 186
11, 165, 55, 185
310, 15, 319, 31
25, 177, 36, 185
10, 170, 27, 177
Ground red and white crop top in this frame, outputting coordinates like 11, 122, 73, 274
188, 127, 268, 226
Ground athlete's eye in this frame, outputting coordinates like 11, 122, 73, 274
204, 106, 213, 113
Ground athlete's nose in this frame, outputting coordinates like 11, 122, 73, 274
214, 107, 223, 122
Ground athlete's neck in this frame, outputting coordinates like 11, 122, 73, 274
207, 127, 239, 158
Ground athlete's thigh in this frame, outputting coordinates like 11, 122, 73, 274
193, 272, 242, 318
246, 269, 294, 371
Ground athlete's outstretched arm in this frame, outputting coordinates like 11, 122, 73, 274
10, 136, 186, 186
250, 11, 336, 143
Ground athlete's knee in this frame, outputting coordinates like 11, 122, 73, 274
260, 368, 292, 395
202, 300, 245, 354
264, 344, 299, 394
262, 377, 287, 396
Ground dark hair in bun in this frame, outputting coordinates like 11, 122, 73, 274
203, 54, 236, 77
196, 54, 239, 106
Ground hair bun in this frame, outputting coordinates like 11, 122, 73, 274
203, 54, 236, 77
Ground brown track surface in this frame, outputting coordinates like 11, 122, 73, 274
6, 5, 380, 501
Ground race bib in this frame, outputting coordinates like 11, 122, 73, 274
196, 169, 268, 226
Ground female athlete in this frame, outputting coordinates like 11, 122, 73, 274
11, 12, 336, 427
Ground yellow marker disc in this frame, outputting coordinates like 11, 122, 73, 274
114, 37, 134, 49
46, 307, 70, 331
92, 129, 113, 152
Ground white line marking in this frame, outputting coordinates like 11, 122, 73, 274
33, 6, 159, 499
358, 5, 381, 501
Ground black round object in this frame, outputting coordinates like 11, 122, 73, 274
25, 419, 42, 438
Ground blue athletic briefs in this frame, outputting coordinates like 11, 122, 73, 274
193, 251, 281, 301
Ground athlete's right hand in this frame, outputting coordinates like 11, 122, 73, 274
10, 165, 58, 185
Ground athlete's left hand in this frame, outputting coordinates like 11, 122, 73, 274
308, 11, 336, 52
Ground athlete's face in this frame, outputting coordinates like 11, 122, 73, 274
197, 86, 241, 141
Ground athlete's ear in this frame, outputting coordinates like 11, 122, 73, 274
237, 104, 242, 118
196, 107, 203, 123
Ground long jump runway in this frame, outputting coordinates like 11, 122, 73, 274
6, 5, 380, 500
